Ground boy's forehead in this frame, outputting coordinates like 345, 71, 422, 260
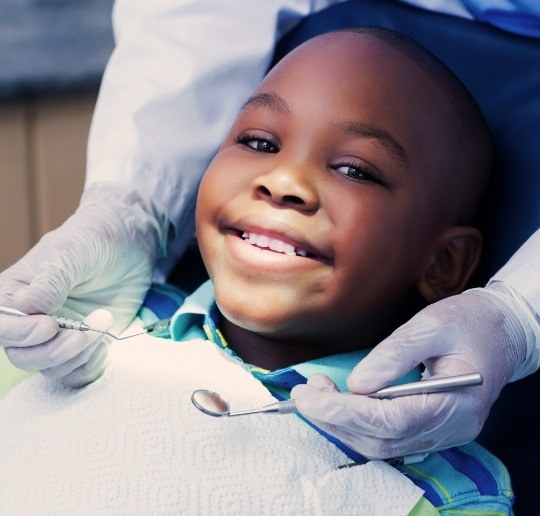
252, 31, 449, 146
262, 31, 425, 89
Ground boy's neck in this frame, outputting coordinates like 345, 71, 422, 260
217, 290, 426, 371
218, 317, 343, 370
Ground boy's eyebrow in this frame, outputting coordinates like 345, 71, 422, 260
337, 121, 410, 169
240, 92, 291, 115
241, 92, 409, 170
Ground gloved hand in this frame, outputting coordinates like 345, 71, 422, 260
292, 283, 533, 459
1, 309, 114, 387
0, 182, 169, 387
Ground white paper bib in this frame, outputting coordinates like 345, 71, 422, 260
0, 335, 423, 515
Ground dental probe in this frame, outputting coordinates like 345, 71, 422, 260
0, 305, 145, 340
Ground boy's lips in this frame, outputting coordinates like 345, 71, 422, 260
223, 219, 333, 264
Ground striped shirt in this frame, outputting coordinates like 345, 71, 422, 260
140, 281, 514, 515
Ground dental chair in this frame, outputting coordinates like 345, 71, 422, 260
268, 0, 540, 511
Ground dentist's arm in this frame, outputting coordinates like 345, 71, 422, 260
292, 229, 540, 458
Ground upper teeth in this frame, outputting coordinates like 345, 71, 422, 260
241, 232, 308, 257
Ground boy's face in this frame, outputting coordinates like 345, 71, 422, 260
196, 32, 456, 352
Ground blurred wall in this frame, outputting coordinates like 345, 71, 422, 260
0, 0, 113, 272
0, 94, 97, 271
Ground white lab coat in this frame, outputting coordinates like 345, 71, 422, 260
86, 0, 540, 375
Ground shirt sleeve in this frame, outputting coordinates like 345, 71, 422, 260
86, 0, 345, 279
489, 228, 540, 379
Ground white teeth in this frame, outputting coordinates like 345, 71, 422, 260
256, 234, 270, 247
270, 238, 285, 253
283, 243, 295, 255
240, 231, 309, 257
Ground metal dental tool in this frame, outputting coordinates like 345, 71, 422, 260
367, 372, 483, 399
192, 389, 298, 417
0, 304, 146, 340
191, 372, 483, 417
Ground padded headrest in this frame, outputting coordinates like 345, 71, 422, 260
272, 0, 540, 285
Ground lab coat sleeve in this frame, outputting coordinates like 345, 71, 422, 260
489, 228, 540, 380
86, 0, 346, 279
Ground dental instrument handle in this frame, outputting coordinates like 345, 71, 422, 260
51, 316, 91, 332
0, 304, 94, 332
228, 399, 298, 416
0, 304, 143, 340
367, 372, 483, 399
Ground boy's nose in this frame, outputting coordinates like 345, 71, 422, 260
253, 167, 319, 211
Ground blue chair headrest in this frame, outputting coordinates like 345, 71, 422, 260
272, 0, 540, 285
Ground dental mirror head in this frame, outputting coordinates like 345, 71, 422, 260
191, 389, 297, 417
191, 389, 230, 417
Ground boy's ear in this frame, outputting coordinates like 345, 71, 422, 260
416, 226, 483, 303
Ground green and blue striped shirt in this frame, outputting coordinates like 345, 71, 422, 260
140, 281, 514, 516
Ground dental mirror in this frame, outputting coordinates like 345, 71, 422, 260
191, 389, 297, 417
191, 372, 483, 417
191, 389, 230, 416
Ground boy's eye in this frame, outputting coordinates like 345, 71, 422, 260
236, 133, 279, 153
335, 162, 385, 186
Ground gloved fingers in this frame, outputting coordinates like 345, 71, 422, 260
0, 257, 35, 292
422, 356, 481, 379
306, 399, 480, 459
293, 386, 479, 443
60, 343, 108, 388
346, 314, 460, 393
82, 308, 114, 337
54, 309, 112, 388
291, 375, 339, 400
4, 331, 89, 371
293, 390, 395, 438
301, 415, 426, 459
306, 373, 340, 391
41, 339, 108, 381
0, 313, 58, 347
40, 339, 105, 379
10, 264, 75, 316
4, 309, 113, 372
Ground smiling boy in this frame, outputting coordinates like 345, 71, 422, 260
197, 27, 490, 369
0, 28, 512, 515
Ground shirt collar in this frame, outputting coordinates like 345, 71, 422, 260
169, 280, 419, 392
